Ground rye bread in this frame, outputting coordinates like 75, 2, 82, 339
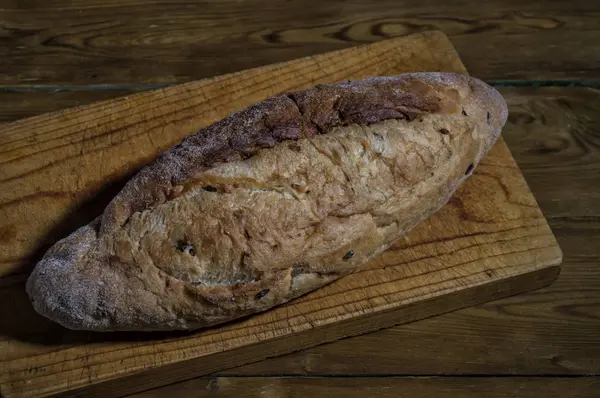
26, 72, 508, 331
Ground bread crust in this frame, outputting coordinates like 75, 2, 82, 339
99, 74, 450, 234
26, 72, 508, 331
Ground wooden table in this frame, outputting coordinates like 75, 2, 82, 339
1, 1, 598, 396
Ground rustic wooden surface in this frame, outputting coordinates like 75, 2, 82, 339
129, 377, 600, 398
0, 0, 598, 84
0, 31, 562, 398
0, 0, 598, 396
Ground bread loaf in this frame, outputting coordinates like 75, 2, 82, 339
26, 72, 508, 331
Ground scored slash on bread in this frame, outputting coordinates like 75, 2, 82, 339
26, 72, 508, 332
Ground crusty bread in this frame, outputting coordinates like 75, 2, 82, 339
26, 72, 508, 331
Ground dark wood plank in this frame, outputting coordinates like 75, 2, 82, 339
0, 0, 598, 85
130, 377, 600, 398
500, 87, 600, 218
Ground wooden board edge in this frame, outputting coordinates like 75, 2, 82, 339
419, 30, 468, 74
496, 136, 565, 266
28, 263, 561, 398
0, 30, 460, 135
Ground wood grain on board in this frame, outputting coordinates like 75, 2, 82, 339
0, 90, 141, 125
0, 0, 598, 85
0, 31, 561, 398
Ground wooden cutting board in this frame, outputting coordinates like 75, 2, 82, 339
0, 31, 562, 398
